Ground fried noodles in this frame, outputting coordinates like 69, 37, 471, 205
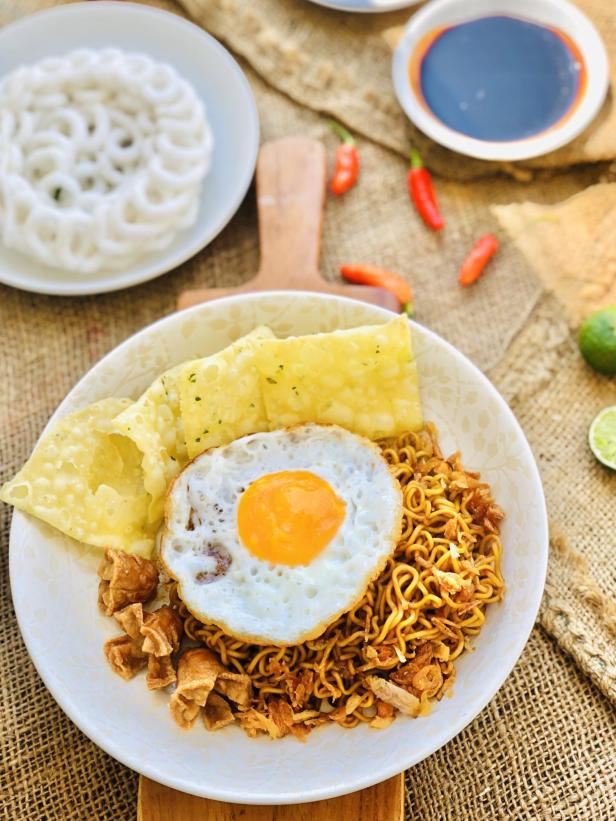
170, 424, 505, 736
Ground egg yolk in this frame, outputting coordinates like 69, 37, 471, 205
237, 470, 346, 566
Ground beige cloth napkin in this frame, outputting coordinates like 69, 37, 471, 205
493, 183, 616, 324
177, 0, 616, 180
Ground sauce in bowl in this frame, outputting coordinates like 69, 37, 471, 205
410, 15, 586, 142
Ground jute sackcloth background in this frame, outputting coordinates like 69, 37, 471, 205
1, 1, 615, 819
176, 0, 616, 181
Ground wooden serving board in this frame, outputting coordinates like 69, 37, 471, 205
138, 136, 404, 820
138, 775, 404, 820
177, 135, 398, 311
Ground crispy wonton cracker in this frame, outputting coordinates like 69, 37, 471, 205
178, 326, 275, 459
113, 363, 189, 524
0, 398, 153, 555
255, 316, 422, 438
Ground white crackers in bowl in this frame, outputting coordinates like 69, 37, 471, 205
0, 49, 213, 274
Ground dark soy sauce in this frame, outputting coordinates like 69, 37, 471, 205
417, 15, 585, 142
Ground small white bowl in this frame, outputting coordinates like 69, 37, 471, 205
392, 0, 609, 161
9, 292, 548, 804
0, 2, 259, 296
307, 0, 421, 12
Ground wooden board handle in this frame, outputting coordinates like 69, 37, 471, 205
178, 136, 399, 312
151, 137, 405, 818
255, 135, 326, 288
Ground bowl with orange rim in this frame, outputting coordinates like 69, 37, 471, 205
392, 0, 608, 161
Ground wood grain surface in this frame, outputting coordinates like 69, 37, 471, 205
177, 136, 398, 312
138, 774, 405, 821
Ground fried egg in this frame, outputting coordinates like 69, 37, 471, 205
160, 424, 402, 645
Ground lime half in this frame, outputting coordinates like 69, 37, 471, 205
589, 405, 616, 470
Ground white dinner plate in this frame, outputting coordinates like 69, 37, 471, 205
0, 2, 259, 296
9, 292, 548, 804
392, 0, 609, 161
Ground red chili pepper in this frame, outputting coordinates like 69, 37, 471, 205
407, 148, 444, 231
459, 234, 499, 286
340, 264, 414, 316
329, 121, 360, 195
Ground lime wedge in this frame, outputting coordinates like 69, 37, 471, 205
588, 405, 616, 470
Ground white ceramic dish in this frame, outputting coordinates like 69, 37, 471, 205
0, 2, 259, 296
392, 0, 609, 161
307, 0, 421, 12
9, 292, 548, 804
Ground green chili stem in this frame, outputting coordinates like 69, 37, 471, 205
329, 120, 356, 145
409, 148, 424, 169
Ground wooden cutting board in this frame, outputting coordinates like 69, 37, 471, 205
177, 135, 398, 311
138, 136, 404, 820
138, 775, 405, 820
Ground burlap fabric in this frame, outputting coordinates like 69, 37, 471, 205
1, 1, 615, 819
177, 0, 616, 180
492, 184, 616, 325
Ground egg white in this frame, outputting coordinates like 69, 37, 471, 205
160, 424, 402, 645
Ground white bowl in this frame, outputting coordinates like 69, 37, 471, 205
0, 2, 259, 296
9, 292, 548, 803
307, 0, 421, 12
392, 0, 609, 161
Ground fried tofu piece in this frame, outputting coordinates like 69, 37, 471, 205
110, 603, 182, 689
170, 693, 201, 730
215, 672, 252, 708
203, 693, 235, 731
113, 602, 144, 641
147, 655, 177, 690
170, 648, 224, 729
98, 549, 158, 616
103, 635, 147, 680
141, 607, 183, 656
